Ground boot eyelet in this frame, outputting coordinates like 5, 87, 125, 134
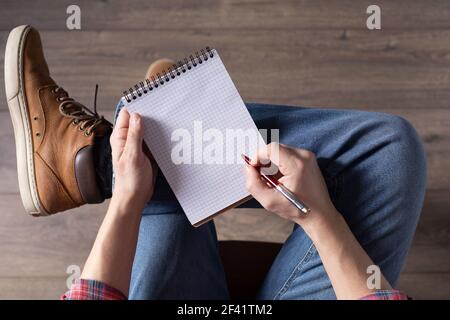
84, 131, 92, 137
72, 119, 79, 125
78, 126, 85, 132
36, 133, 41, 137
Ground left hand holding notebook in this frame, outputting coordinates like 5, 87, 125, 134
244, 143, 339, 234
110, 108, 155, 209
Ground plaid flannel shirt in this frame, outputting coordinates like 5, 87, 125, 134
61, 279, 127, 300
62, 279, 408, 300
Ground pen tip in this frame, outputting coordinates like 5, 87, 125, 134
302, 208, 311, 214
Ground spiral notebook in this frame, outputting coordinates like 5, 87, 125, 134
122, 48, 265, 226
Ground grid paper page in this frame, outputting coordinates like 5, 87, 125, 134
125, 51, 264, 225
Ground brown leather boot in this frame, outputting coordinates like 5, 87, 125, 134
4, 25, 112, 216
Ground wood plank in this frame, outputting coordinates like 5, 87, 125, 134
402, 244, 450, 273
398, 273, 450, 300
2, 0, 450, 31
215, 209, 293, 243
2, 29, 450, 111
1, 106, 449, 193
0, 194, 107, 277
0, 277, 67, 300
413, 190, 450, 246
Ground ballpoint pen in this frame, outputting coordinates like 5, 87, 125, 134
242, 154, 310, 215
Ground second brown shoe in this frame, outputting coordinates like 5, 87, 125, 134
4, 25, 112, 216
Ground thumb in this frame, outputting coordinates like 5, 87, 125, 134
244, 163, 277, 202
125, 112, 144, 157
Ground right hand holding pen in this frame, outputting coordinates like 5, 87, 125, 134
244, 143, 340, 235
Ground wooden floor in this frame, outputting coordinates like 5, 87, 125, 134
0, 0, 449, 299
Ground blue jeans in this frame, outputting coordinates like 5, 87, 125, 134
114, 102, 426, 299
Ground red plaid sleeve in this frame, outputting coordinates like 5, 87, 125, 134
359, 290, 409, 300
61, 279, 127, 300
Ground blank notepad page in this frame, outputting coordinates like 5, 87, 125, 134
124, 50, 264, 226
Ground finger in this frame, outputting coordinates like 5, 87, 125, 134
111, 108, 130, 145
111, 108, 130, 163
253, 143, 296, 175
244, 163, 278, 204
124, 112, 144, 158
114, 107, 130, 133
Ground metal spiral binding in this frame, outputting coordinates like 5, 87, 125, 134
122, 47, 214, 103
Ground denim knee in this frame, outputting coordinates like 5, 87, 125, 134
376, 113, 426, 185
347, 112, 427, 284
367, 112, 427, 220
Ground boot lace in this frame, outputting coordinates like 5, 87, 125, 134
56, 84, 111, 136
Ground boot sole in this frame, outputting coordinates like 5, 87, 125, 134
4, 25, 48, 216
